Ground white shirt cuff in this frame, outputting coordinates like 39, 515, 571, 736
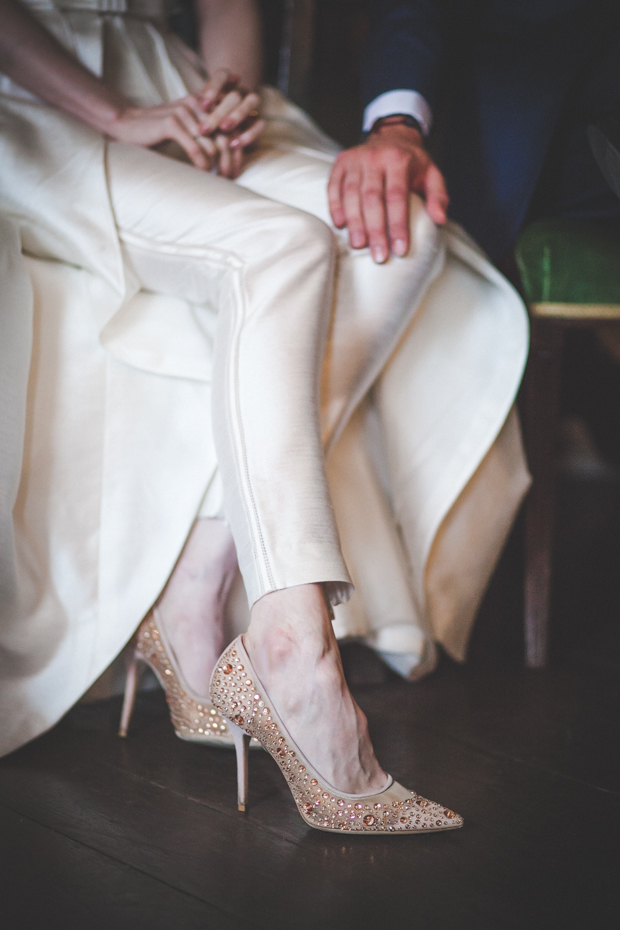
363, 90, 432, 136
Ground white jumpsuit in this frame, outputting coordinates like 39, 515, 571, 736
0, 0, 530, 756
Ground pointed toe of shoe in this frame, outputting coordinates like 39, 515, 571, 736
409, 793, 463, 832
361, 781, 463, 834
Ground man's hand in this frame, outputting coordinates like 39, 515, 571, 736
328, 122, 449, 263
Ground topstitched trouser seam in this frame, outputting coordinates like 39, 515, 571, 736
227, 266, 276, 594
119, 228, 276, 596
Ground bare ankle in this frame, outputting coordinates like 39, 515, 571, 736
152, 518, 238, 695
248, 584, 332, 643
236, 583, 387, 794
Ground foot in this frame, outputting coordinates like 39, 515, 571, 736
245, 583, 388, 795
156, 518, 238, 695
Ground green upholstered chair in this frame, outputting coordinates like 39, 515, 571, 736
515, 218, 620, 667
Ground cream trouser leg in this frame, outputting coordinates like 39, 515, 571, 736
239, 145, 529, 661
106, 143, 437, 608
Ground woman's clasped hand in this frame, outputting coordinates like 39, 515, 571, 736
102, 68, 264, 177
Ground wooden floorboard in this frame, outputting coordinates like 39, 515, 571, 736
2, 477, 620, 929
365, 661, 620, 794
1, 673, 618, 930
0, 804, 244, 930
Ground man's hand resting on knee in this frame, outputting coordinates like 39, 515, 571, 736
328, 121, 449, 263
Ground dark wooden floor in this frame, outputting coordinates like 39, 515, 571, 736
1, 472, 620, 930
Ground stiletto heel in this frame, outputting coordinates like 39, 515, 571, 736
228, 720, 251, 811
211, 636, 463, 834
118, 649, 144, 737
119, 611, 260, 749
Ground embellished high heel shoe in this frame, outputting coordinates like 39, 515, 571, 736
210, 636, 463, 834
119, 610, 258, 749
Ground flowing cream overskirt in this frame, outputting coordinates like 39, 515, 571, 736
0, 9, 530, 755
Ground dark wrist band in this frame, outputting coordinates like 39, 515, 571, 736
370, 114, 423, 136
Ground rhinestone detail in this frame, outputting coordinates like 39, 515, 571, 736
135, 614, 233, 747
210, 637, 463, 834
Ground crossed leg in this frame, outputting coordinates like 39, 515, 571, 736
106, 140, 434, 791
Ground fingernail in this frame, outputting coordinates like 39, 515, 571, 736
230, 138, 240, 148
372, 247, 387, 263
350, 233, 365, 248
220, 119, 234, 131
393, 239, 407, 256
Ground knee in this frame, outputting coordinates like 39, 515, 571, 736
297, 210, 334, 251
271, 206, 335, 267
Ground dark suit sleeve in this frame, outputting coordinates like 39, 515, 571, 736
362, 0, 447, 112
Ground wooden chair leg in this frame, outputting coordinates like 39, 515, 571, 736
524, 319, 565, 667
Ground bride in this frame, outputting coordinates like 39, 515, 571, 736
0, 0, 528, 830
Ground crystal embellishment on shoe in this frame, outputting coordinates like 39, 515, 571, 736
210, 636, 463, 833
119, 611, 260, 749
